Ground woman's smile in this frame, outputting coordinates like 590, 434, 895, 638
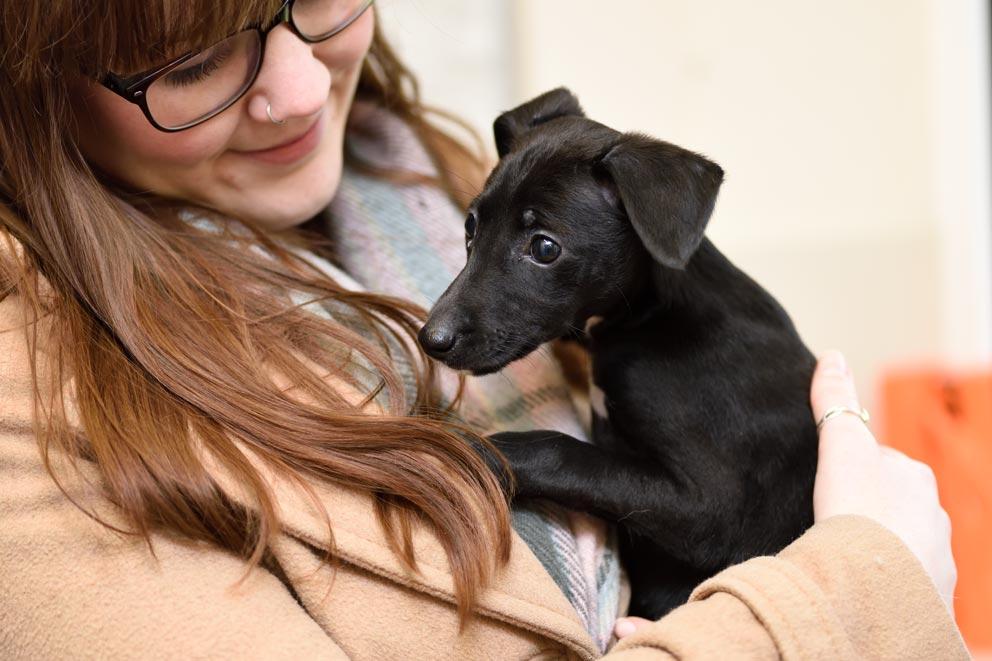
233, 109, 326, 166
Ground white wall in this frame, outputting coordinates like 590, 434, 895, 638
932, 0, 992, 365
375, 0, 513, 147
379, 0, 992, 421
510, 0, 991, 417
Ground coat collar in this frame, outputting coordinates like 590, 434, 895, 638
215, 455, 601, 660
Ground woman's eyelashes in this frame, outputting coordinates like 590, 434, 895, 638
163, 42, 235, 87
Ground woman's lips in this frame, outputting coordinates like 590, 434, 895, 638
236, 113, 325, 166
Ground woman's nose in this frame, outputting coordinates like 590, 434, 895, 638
246, 25, 331, 124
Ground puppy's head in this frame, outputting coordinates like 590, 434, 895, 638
419, 88, 724, 374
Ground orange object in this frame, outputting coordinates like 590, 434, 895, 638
881, 368, 992, 653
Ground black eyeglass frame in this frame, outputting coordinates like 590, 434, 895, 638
100, 0, 374, 133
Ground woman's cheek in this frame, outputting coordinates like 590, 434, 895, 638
75, 82, 233, 179
313, 9, 375, 72
125, 116, 236, 169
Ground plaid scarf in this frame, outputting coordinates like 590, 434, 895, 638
316, 100, 623, 650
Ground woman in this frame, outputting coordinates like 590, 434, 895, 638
0, 0, 967, 658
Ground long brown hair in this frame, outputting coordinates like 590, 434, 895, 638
0, 0, 507, 621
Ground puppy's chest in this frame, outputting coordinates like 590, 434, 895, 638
583, 315, 691, 455
586, 344, 634, 457
584, 316, 609, 422
589, 378, 609, 420
585, 316, 641, 453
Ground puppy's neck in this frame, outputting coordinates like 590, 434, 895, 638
651, 238, 765, 319
587, 237, 746, 337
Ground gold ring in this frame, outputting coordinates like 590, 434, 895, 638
816, 405, 871, 431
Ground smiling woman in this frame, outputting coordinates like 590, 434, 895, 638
0, 0, 514, 637
70, 0, 372, 227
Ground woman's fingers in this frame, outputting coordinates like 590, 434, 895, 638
614, 616, 652, 639
810, 350, 877, 462
811, 351, 880, 521
809, 350, 957, 611
810, 350, 862, 420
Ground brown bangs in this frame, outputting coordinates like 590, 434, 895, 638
103, 0, 285, 74
2, 0, 285, 83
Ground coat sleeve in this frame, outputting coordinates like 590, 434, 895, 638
601, 515, 969, 660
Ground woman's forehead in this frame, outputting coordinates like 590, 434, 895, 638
101, 0, 284, 73
1, 0, 284, 81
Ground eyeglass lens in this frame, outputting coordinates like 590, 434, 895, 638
145, 0, 372, 130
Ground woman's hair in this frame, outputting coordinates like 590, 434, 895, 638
0, 0, 507, 621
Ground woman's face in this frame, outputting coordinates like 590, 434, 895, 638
71, 6, 375, 231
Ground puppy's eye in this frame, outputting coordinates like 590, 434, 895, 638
529, 236, 561, 264
465, 213, 477, 239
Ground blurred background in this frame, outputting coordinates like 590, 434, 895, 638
376, 0, 992, 652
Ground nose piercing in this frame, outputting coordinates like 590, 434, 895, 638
266, 102, 286, 126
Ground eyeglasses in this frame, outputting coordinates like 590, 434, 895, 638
100, 0, 374, 132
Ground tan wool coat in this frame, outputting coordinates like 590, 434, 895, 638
0, 274, 970, 660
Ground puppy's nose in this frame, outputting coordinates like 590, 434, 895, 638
418, 324, 459, 357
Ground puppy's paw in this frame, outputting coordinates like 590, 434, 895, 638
468, 435, 516, 495
486, 430, 581, 498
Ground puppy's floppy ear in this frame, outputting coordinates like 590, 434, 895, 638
493, 87, 584, 157
598, 134, 724, 269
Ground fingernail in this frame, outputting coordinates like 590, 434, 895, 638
819, 350, 847, 376
615, 618, 637, 638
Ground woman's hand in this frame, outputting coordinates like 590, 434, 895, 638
615, 350, 957, 640
809, 350, 956, 611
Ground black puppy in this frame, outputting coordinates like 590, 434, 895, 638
418, 88, 818, 619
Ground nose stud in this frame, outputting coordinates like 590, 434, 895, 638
266, 102, 286, 126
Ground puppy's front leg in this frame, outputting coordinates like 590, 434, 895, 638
488, 431, 739, 568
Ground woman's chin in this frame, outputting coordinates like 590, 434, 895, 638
239, 197, 334, 231
225, 159, 342, 230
